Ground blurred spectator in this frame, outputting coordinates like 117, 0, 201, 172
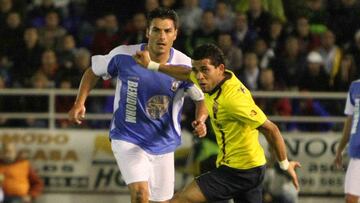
161, 0, 179, 10
272, 36, 306, 89
214, 0, 234, 32
253, 38, 275, 69
122, 12, 147, 45
291, 15, 320, 54
303, 0, 328, 35
231, 12, 257, 52
346, 30, 360, 77
177, 0, 202, 36
232, 0, 287, 23
299, 51, 329, 91
56, 77, 75, 128
0, 0, 14, 28
318, 30, 342, 86
264, 18, 285, 54
332, 54, 358, 91
328, 0, 360, 47
188, 10, 219, 55
0, 142, 44, 203
28, 0, 62, 27
246, 0, 273, 37
217, 32, 242, 72
12, 27, 44, 87
70, 48, 91, 87
57, 34, 77, 69
145, 0, 160, 13
23, 72, 50, 128
0, 11, 24, 60
238, 51, 260, 90
36, 49, 59, 87
0, 173, 3, 202
91, 13, 123, 55
257, 68, 292, 123
199, 0, 216, 10
38, 11, 67, 50
0, 55, 12, 87
297, 51, 332, 131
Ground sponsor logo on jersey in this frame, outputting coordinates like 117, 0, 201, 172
125, 80, 138, 123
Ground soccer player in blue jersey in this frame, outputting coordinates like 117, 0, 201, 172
68, 8, 207, 203
334, 80, 360, 203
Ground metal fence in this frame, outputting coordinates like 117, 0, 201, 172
0, 89, 347, 130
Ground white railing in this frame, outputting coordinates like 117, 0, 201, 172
0, 89, 347, 130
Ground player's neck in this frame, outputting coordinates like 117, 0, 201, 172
146, 46, 170, 64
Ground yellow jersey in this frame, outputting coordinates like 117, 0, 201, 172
191, 70, 267, 169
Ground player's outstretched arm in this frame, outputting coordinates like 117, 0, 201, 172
68, 68, 100, 124
258, 120, 301, 191
334, 115, 352, 169
133, 50, 192, 81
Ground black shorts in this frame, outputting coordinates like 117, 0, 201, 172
195, 164, 266, 203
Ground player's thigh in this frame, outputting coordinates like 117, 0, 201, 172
111, 139, 150, 184
345, 158, 360, 198
148, 152, 175, 202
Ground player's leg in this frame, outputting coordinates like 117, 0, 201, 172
344, 159, 360, 203
148, 152, 174, 203
171, 180, 207, 203
112, 139, 151, 203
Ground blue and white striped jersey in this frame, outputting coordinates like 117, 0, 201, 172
344, 79, 360, 158
91, 44, 201, 154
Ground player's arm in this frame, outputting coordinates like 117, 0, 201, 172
133, 50, 192, 81
68, 68, 100, 124
186, 85, 208, 137
258, 120, 301, 191
334, 115, 352, 169
192, 100, 208, 138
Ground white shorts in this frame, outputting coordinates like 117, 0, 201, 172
111, 139, 174, 202
345, 158, 360, 196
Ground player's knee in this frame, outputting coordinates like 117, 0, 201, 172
345, 194, 359, 203
130, 187, 149, 202
171, 192, 192, 203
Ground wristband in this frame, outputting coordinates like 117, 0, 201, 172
279, 159, 289, 170
147, 61, 160, 71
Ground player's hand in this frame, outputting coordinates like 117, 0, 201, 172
192, 120, 206, 138
133, 50, 151, 68
22, 195, 32, 203
68, 103, 86, 125
286, 161, 301, 191
333, 152, 343, 170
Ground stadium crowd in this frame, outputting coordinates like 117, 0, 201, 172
0, 0, 359, 130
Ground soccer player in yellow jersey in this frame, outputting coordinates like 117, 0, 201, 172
133, 43, 300, 203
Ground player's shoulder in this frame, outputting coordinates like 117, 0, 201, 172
349, 79, 360, 91
170, 48, 192, 66
223, 72, 247, 96
109, 44, 142, 57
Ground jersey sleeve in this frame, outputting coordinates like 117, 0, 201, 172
91, 46, 123, 80
225, 90, 267, 129
186, 85, 204, 101
344, 91, 354, 115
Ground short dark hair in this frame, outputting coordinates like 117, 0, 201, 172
147, 7, 179, 29
193, 44, 226, 67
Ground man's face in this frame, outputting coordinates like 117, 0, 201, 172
1, 143, 17, 163
192, 58, 224, 93
147, 18, 177, 56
